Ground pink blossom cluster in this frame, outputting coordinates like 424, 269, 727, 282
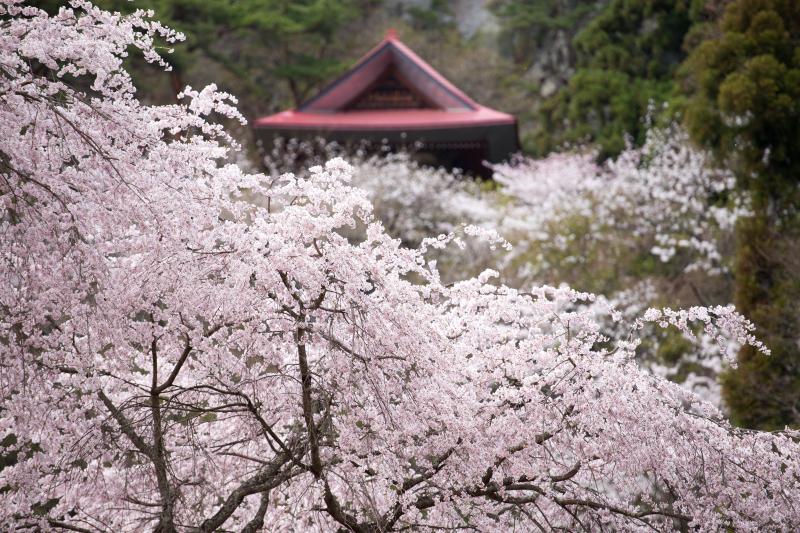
335, 139, 746, 405
1, 2, 798, 532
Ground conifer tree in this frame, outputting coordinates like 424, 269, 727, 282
681, 0, 800, 429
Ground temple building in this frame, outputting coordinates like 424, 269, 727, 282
254, 30, 518, 177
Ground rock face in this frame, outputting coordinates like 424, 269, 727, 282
525, 28, 575, 97
512, 0, 608, 98
450, 0, 499, 39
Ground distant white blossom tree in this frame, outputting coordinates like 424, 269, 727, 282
491, 124, 748, 276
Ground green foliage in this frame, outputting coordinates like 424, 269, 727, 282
682, 0, 800, 196
491, 0, 598, 66
501, 210, 671, 297
681, 0, 800, 429
535, 71, 673, 158
531, 0, 692, 157
87, 0, 374, 109
0, 433, 18, 474
654, 329, 695, 367
406, 0, 455, 31
240, 0, 369, 104
573, 0, 690, 77
494, 0, 595, 31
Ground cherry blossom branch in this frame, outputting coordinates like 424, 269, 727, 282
197, 453, 296, 532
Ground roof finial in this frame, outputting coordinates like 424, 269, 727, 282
385, 28, 399, 40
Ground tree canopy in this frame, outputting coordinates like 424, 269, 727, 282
2, 2, 800, 531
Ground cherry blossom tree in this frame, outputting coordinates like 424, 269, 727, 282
260, 139, 493, 248
485, 125, 752, 405
491, 124, 749, 277
319, 131, 746, 407
2, 2, 799, 532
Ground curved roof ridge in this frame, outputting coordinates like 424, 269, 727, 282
299, 31, 477, 113
385, 35, 478, 110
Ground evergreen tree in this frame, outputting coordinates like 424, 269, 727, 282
681, 0, 800, 429
89, 0, 374, 109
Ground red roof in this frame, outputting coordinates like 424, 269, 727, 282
254, 31, 515, 132
256, 107, 514, 131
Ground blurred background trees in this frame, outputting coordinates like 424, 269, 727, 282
534, 0, 692, 158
